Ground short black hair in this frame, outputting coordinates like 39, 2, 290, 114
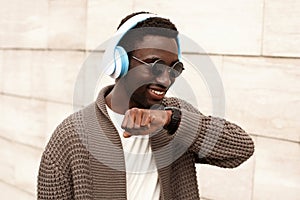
117, 11, 179, 55
117, 11, 177, 31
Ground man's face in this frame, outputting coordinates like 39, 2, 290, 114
123, 34, 180, 109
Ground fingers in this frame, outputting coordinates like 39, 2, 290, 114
141, 110, 152, 127
122, 108, 151, 129
122, 108, 142, 128
121, 108, 165, 138
134, 109, 142, 129
121, 108, 152, 137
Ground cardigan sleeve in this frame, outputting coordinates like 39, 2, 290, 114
167, 97, 255, 168
37, 111, 90, 199
37, 116, 76, 200
37, 151, 74, 199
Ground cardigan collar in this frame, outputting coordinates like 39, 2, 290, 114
95, 84, 114, 119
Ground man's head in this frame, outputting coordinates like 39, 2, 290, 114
113, 12, 183, 109
117, 11, 179, 57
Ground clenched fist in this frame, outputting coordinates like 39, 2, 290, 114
121, 108, 172, 138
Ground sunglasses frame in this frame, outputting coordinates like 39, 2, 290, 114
131, 56, 184, 78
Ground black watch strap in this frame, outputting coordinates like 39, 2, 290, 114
163, 107, 181, 135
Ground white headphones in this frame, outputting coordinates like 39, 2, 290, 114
103, 13, 181, 79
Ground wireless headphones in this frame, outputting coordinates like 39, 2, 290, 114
103, 13, 181, 79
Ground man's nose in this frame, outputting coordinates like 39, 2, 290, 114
155, 68, 172, 87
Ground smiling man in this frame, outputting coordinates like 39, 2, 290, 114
38, 12, 255, 200
106, 34, 181, 137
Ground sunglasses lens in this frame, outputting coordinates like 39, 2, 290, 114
169, 69, 179, 78
171, 62, 184, 78
151, 60, 165, 76
152, 60, 184, 78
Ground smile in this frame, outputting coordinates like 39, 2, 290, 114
150, 89, 165, 96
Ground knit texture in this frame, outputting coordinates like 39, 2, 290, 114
38, 85, 254, 200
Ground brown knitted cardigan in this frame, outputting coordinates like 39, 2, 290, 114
38, 85, 254, 199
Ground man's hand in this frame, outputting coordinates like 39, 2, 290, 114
121, 108, 172, 138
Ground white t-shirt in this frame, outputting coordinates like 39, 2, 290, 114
106, 106, 160, 200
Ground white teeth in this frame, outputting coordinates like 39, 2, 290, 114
151, 89, 164, 95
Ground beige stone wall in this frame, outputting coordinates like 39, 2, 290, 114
0, 0, 299, 199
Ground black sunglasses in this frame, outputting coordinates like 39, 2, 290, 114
131, 56, 184, 78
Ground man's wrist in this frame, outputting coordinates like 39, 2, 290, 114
163, 107, 181, 135
164, 110, 173, 127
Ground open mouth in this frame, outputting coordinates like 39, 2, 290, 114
147, 85, 166, 100
150, 89, 165, 96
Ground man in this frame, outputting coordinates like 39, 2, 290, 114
38, 12, 254, 199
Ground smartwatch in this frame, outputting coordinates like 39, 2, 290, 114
163, 107, 181, 135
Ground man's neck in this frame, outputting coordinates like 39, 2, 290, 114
105, 84, 130, 115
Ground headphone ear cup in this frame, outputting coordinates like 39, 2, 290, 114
113, 46, 129, 78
